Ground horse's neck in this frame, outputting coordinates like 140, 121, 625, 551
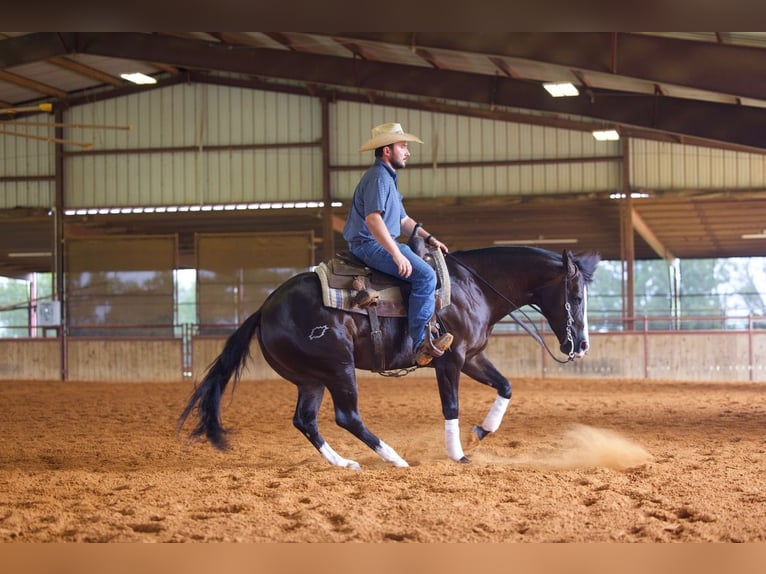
452, 250, 558, 317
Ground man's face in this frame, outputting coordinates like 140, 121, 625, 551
387, 141, 411, 169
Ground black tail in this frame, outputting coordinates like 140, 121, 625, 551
177, 310, 262, 450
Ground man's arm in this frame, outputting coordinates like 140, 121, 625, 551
401, 215, 448, 253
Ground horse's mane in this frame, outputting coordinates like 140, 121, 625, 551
452, 246, 600, 283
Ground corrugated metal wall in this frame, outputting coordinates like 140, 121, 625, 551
331, 101, 623, 200
4, 83, 766, 211
0, 118, 55, 208
61, 84, 323, 208
631, 139, 766, 190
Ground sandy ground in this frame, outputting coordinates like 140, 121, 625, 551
1, 375, 765, 543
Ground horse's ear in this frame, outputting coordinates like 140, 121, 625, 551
562, 249, 577, 278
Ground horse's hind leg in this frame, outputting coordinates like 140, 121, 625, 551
293, 384, 361, 470
327, 382, 409, 468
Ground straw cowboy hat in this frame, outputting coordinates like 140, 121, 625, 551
359, 122, 424, 152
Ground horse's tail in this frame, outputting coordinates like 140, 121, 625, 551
176, 309, 262, 450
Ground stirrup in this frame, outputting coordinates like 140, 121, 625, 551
414, 324, 453, 366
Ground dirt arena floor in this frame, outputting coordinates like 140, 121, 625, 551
1, 375, 764, 543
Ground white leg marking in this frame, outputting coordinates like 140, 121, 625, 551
319, 442, 361, 470
445, 418, 465, 461
481, 395, 510, 433
376, 441, 409, 467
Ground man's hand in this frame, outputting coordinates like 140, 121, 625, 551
429, 237, 449, 254
393, 251, 412, 277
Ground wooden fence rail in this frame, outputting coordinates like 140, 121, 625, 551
2, 316, 765, 383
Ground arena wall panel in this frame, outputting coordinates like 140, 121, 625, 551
66, 339, 181, 382
2, 329, 765, 383
191, 337, 279, 382
645, 332, 752, 382
541, 333, 647, 379
750, 331, 766, 382
0, 339, 59, 380
483, 335, 545, 378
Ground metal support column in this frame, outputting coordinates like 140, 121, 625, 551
320, 99, 335, 263
54, 105, 67, 380
619, 137, 635, 330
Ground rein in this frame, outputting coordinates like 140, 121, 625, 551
445, 252, 576, 364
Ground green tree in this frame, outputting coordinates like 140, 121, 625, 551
176, 269, 197, 326
0, 277, 29, 336
588, 257, 766, 331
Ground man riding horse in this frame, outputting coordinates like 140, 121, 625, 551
342, 122, 453, 366
178, 123, 600, 470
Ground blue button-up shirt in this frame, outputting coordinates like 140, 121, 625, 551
342, 159, 408, 243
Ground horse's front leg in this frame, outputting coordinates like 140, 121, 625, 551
434, 359, 470, 463
461, 352, 512, 441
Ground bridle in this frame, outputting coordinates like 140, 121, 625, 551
446, 253, 578, 363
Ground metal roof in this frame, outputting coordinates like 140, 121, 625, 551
6, 33, 766, 150
2, 32, 766, 277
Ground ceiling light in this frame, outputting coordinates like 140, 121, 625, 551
121, 72, 157, 85
592, 129, 620, 141
8, 252, 52, 258
63, 201, 343, 217
610, 192, 650, 199
494, 238, 579, 246
543, 82, 579, 97
741, 230, 766, 239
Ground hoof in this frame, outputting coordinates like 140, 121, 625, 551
471, 425, 489, 441
458, 456, 470, 464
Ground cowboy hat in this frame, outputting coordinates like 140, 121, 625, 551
359, 122, 424, 152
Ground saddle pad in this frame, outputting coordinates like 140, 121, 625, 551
315, 264, 406, 317
314, 247, 451, 318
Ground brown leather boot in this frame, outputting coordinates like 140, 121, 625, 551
415, 331, 454, 366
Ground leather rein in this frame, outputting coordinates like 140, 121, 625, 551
445, 252, 577, 364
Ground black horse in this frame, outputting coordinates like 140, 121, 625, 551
178, 246, 600, 469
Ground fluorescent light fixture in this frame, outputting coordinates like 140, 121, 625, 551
592, 129, 620, 141
63, 201, 343, 216
494, 238, 579, 246
543, 82, 579, 97
8, 252, 52, 258
121, 72, 157, 85
609, 192, 650, 199
742, 230, 766, 239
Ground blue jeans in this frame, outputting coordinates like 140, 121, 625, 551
350, 240, 437, 351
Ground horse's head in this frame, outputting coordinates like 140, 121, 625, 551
534, 250, 600, 360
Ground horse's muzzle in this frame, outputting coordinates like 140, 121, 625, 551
563, 339, 589, 359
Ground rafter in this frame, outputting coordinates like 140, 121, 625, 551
5, 31, 766, 156
54, 32, 766, 153
327, 33, 766, 103
48, 56, 123, 87
631, 207, 676, 263
0, 70, 66, 98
